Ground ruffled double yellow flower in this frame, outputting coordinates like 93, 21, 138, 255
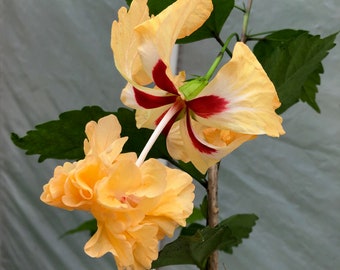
112, 0, 285, 174
41, 115, 194, 270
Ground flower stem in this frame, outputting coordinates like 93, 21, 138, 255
204, 33, 239, 81
241, 0, 253, 43
135, 101, 182, 167
206, 162, 220, 270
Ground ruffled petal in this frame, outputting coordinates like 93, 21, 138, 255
84, 114, 122, 155
137, 159, 167, 198
111, 0, 151, 85
193, 42, 285, 137
147, 166, 194, 229
85, 222, 133, 266
62, 157, 103, 209
40, 162, 76, 210
127, 224, 159, 269
135, 0, 213, 79
96, 160, 142, 209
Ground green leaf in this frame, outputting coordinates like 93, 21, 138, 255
181, 222, 205, 236
218, 214, 259, 254
177, 0, 235, 44
152, 214, 258, 269
253, 29, 337, 114
185, 207, 205, 225
11, 106, 206, 182
11, 106, 110, 162
60, 219, 97, 238
300, 63, 323, 113
126, 0, 235, 44
200, 195, 208, 219
11, 106, 169, 162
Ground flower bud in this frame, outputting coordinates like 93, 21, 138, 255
179, 77, 208, 100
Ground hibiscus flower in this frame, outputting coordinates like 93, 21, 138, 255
111, 0, 285, 173
41, 115, 194, 270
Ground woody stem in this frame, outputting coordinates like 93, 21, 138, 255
206, 162, 220, 270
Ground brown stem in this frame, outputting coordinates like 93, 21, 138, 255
206, 163, 220, 270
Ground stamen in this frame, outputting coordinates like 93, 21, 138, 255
135, 100, 184, 167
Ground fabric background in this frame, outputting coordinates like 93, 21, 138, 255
1, 0, 339, 269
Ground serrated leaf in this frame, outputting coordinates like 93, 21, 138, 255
300, 63, 323, 113
125, 0, 234, 44
60, 219, 97, 238
11, 106, 111, 162
177, 0, 235, 44
218, 214, 259, 254
253, 29, 337, 114
11, 106, 206, 182
152, 214, 258, 269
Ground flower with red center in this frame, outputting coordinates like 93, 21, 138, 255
111, 0, 285, 174
40, 115, 194, 270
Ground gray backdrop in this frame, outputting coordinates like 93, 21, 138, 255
1, 0, 339, 269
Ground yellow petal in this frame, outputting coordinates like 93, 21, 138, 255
167, 118, 255, 174
194, 42, 285, 137
85, 222, 133, 265
127, 224, 159, 269
84, 114, 123, 155
137, 159, 167, 198
121, 82, 174, 129
111, 0, 151, 85
203, 127, 257, 147
96, 160, 142, 209
61, 157, 105, 210
40, 162, 76, 210
135, 0, 213, 77
146, 166, 194, 235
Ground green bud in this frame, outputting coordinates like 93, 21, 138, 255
179, 77, 208, 100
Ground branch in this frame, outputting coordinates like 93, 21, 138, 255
206, 163, 220, 270
241, 0, 253, 43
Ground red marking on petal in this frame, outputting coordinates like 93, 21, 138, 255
133, 87, 177, 109
155, 108, 182, 136
186, 112, 216, 154
187, 95, 229, 118
152, 60, 179, 95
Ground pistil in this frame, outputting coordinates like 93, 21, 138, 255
135, 100, 184, 167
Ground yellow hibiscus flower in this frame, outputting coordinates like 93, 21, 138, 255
41, 114, 194, 270
111, 0, 285, 174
